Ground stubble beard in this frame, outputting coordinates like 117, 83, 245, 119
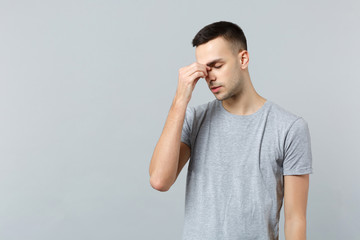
218, 78, 243, 102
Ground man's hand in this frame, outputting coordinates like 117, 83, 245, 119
175, 62, 211, 104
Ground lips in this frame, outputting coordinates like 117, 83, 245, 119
211, 86, 222, 93
211, 86, 221, 89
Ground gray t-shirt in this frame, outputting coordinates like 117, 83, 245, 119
180, 99, 313, 240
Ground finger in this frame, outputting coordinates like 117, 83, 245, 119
185, 68, 206, 78
197, 64, 208, 77
183, 63, 208, 78
199, 64, 210, 77
196, 62, 211, 73
189, 70, 206, 80
184, 64, 201, 77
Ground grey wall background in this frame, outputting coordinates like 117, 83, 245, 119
1, 0, 359, 239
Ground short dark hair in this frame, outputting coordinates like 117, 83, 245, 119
192, 21, 247, 55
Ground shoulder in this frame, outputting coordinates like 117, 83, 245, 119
188, 99, 217, 118
267, 100, 308, 129
268, 100, 301, 121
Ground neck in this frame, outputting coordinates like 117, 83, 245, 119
222, 73, 267, 116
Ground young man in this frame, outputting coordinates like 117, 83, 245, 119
149, 21, 313, 240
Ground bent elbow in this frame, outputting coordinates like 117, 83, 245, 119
150, 177, 171, 192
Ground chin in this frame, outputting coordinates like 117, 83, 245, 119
215, 95, 225, 101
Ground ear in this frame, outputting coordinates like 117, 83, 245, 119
238, 50, 249, 69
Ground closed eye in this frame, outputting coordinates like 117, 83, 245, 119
214, 65, 222, 69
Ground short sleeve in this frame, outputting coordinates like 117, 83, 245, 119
181, 106, 194, 149
283, 117, 313, 175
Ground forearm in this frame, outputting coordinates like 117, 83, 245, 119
284, 218, 306, 240
149, 96, 188, 191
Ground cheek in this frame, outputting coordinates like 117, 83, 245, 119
220, 66, 231, 77
227, 69, 241, 86
222, 67, 236, 80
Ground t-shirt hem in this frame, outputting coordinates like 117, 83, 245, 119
283, 168, 313, 175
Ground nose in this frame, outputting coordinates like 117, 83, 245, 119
205, 68, 216, 82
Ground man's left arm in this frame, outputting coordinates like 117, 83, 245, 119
284, 174, 310, 240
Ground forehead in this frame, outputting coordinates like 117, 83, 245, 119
195, 36, 233, 65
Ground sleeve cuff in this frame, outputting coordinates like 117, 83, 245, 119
283, 167, 313, 175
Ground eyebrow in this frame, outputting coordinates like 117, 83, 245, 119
206, 58, 225, 67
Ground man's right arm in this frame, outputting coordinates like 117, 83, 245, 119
149, 97, 190, 192
148, 62, 209, 192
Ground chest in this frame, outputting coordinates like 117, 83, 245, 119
189, 118, 284, 174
